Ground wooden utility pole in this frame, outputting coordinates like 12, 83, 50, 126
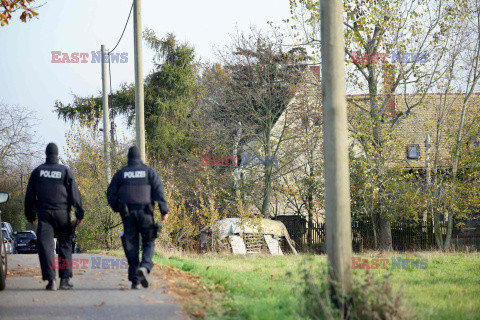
320, 0, 353, 294
101, 44, 111, 180
133, 0, 146, 162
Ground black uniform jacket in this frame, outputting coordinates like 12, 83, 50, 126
24, 156, 84, 222
106, 159, 169, 216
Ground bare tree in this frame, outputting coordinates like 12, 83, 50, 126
0, 103, 41, 171
277, 75, 324, 248
215, 29, 309, 217
428, 1, 480, 250
0, 103, 41, 230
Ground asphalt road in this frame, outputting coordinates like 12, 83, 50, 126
0, 253, 186, 320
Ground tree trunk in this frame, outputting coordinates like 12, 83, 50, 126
374, 212, 393, 250
233, 123, 242, 198
444, 209, 454, 250
369, 70, 393, 251
432, 106, 444, 250
261, 122, 272, 217
445, 97, 468, 250
261, 172, 272, 217
371, 211, 378, 249
434, 208, 444, 250
307, 165, 314, 250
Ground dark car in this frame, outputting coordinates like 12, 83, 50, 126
15, 231, 37, 254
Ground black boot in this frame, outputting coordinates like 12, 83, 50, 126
59, 278, 74, 290
46, 280, 57, 291
136, 267, 149, 288
131, 282, 141, 290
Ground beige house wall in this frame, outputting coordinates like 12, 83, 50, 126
248, 63, 480, 219
347, 93, 480, 169
264, 70, 480, 218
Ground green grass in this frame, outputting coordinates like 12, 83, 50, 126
370, 253, 480, 320
149, 252, 480, 320
153, 254, 308, 319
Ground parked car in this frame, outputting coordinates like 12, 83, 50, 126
1, 223, 16, 253
1, 222, 16, 252
0, 192, 10, 290
15, 230, 37, 254
2, 229, 14, 254
1, 222, 13, 237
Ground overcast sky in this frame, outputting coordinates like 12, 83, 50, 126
0, 0, 292, 157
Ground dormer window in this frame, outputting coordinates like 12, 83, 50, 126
406, 144, 420, 160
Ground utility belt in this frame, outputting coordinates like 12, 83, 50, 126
119, 203, 154, 216
36, 203, 69, 212
119, 202, 160, 240
127, 204, 152, 211
132, 204, 155, 218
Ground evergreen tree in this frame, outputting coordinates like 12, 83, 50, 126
54, 31, 199, 163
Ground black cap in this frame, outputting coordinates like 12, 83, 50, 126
45, 143, 58, 156
128, 146, 141, 160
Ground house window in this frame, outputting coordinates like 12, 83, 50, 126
406, 144, 420, 160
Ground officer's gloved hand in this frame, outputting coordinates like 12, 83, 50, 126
119, 202, 129, 218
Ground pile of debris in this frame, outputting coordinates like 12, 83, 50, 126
198, 218, 297, 255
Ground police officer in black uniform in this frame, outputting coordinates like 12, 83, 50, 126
25, 143, 84, 290
107, 146, 169, 289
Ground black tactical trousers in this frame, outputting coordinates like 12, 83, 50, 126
37, 210, 73, 281
121, 208, 155, 284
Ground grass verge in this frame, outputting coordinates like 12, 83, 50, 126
106, 250, 480, 319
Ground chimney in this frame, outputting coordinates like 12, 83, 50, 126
383, 64, 396, 120
309, 65, 321, 81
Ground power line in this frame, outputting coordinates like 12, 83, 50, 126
108, 1, 134, 95
109, 2, 134, 54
